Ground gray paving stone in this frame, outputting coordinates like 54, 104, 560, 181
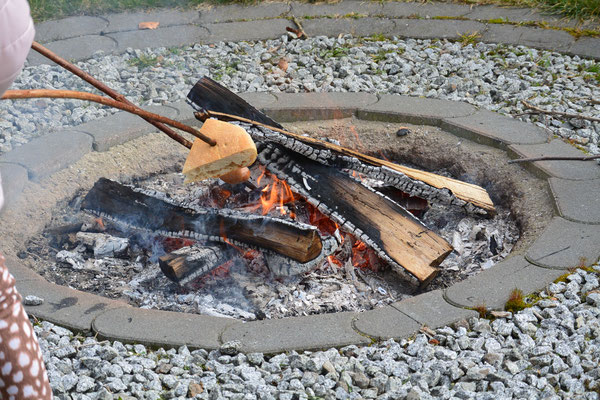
568, 37, 600, 60
393, 19, 486, 40
465, 5, 572, 26
441, 110, 549, 148
291, 0, 383, 18
109, 25, 209, 53
357, 94, 476, 126
480, 24, 523, 47
4, 257, 126, 333
517, 27, 573, 53
444, 256, 565, 310
77, 105, 178, 151
167, 100, 199, 126
203, 19, 291, 43
35, 16, 109, 43
199, 2, 290, 24
239, 92, 279, 112
262, 92, 378, 122
0, 130, 92, 180
93, 307, 237, 349
381, 2, 471, 18
549, 178, 600, 224
103, 10, 200, 33
392, 290, 478, 330
0, 163, 28, 212
301, 17, 396, 38
509, 139, 600, 180
353, 306, 420, 340
221, 312, 370, 354
526, 217, 600, 269
27, 36, 117, 66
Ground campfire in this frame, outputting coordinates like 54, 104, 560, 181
24, 78, 518, 320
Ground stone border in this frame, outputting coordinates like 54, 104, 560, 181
27, 0, 600, 66
2, 91, 600, 353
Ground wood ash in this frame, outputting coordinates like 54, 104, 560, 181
28, 169, 518, 321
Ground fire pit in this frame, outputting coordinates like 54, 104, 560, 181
18, 96, 551, 321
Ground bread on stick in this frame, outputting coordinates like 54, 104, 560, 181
182, 119, 257, 183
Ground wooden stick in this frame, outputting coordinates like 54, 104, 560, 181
196, 110, 495, 213
522, 100, 600, 123
31, 42, 194, 149
509, 154, 600, 163
2, 89, 216, 146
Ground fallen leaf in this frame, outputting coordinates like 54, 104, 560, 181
138, 21, 160, 30
278, 58, 289, 72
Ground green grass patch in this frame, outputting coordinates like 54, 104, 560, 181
127, 54, 162, 69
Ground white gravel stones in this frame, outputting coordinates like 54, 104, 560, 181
33, 264, 600, 399
2, 36, 599, 155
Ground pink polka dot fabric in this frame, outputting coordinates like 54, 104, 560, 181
0, 254, 52, 399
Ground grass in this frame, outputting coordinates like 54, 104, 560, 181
504, 288, 527, 313
28, 0, 600, 23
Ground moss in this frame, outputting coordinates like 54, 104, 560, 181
433, 15, 469, 20
505, 288, 527, 313
486, 17, 509, 24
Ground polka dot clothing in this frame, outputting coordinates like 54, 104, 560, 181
0, 253, 52, 399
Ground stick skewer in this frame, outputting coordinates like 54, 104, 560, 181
2, 89, 215, 145
29, 42, 206, 148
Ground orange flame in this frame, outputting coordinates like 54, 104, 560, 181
252, 172, 296, 217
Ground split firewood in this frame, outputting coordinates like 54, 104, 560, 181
81, 178, 337, 273
159, 244, 236, 286
257, 143, 452, 284
188, 77, 495, 215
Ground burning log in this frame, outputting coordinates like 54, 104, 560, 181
159, 244, 237, 286
186, 78, 456, 285
188, 77, 495, 215
258, 143, 452, 284
81, 178, 336, 275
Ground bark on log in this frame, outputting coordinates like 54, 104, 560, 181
187, 77, 495, 214
81, 178, 331, 268
257, 143, 452, 284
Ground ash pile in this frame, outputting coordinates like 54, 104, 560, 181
32, 169, 518, 321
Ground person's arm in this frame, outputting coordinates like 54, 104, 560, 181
0, 0, 35, 210
0, 0, 36, 96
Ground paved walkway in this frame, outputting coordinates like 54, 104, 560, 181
0, 1, 599, 352
29, 0, 600, 64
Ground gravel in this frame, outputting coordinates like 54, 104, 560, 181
34, 264, 600, 399
1, 34, 599, 154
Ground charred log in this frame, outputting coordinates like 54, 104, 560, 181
257, 143, 453, 285
187, 77, 495, 215
81, 178, 336, 275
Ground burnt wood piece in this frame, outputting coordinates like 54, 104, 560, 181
81, 178, 326, 266
187, 77, 282, 129
257, 143, 453, 285
159, 244, 237, 286
241, 122, 489, 215
187, 77, 494, 214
